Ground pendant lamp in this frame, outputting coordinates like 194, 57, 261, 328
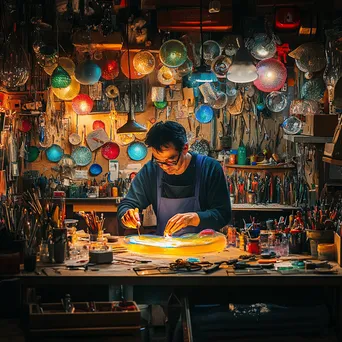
189, 0, 217, 83
227, 39, 258, 83
51, 65, 71, 88
117, 14, 147, 135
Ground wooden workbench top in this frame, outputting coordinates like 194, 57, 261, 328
11, 246, 342, 287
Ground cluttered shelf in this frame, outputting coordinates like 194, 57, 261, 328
322, 157, 342, 166
231, 204, 300, 211
283, 135, 333, 144
225, 164, 295, 170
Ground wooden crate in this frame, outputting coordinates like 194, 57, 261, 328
303, 114, 338, 137
28, 301, 140, 339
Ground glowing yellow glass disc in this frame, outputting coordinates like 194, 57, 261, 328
124, 230, 227, 256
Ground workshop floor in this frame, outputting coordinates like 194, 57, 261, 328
0, 319, 338, 342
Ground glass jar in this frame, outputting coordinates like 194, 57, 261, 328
247, 238, 260, 254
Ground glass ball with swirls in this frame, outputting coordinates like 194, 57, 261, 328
133, 51, 155, 75
159, 40, 188, 68
195, 105, 214, 124
254, 58, 287, 92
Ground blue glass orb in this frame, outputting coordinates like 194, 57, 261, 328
195, 105, 214, 124
46, 144, 64, 163
127, 142, 148, 161
75, 60, 102, 85
51, 66, 71, 88
159, 40, 188, 68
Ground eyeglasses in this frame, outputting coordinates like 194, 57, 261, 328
152, 152, 181, 166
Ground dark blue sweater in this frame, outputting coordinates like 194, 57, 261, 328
117, 153, 231, 231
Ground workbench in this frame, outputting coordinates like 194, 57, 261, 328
9, 246, 342, 341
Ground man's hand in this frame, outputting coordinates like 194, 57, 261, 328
121, 208, 140, 229
164, 212, 200, 236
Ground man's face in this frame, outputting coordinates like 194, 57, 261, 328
152, 143, 188, 175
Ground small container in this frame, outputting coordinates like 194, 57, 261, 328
229, 150, 237, 165
112, 186, 118, 197
237, 146, 247, 165
250, 155, 257, 164
247, 238, 260, 254
247, 191, 256, 204
289, 229, 303, 254
24, 253, 37, 272
317, 243, 335, 261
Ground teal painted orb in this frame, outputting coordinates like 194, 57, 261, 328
195, 105, 214, 124
75, 60, 102, 85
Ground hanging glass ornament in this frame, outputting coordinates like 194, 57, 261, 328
195, 105, 214, 124
211, 55, 232, 78
72, 94, 94, 115
176, 59, 193, 77
52, 76, 80, 100
246, 33, 277, 60
120, 51, 145, 79
44, 57, 75, 76
159, 40, 188, 68
75, 59, 102, 85
254, 58, 287, 92
157, 66, 176, 85
36, 45, 58, 68
51, 66, 71, 88
101, 60, 119, 80
133, 51, 155, 75
200, 40, 221, 65
0, 33, 30, 89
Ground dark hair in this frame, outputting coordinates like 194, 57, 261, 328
145, 121, 187, 152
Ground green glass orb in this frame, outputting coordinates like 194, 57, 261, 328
51, 66, 71, 88
159, 40, 188, 68
153, 101, 168, 109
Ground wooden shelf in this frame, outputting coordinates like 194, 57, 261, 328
283, 134, 333, 144
322, 156, 342, 166
232, 204, 299, 211
225, 164, 295, 170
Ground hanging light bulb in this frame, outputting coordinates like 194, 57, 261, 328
72, 94, 94, 115
227, 39, 258, 83
51, 66, 71, 88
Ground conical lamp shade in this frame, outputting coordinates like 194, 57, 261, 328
51, 66, 71, 88
227, 47, 258, 83
117, 111, 147, 134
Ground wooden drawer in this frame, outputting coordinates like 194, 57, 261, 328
28, 301, 140, 338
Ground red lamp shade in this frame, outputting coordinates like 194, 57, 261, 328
72, 94, 94, 115
101, 60, 119, 80
275, 7, 300, 31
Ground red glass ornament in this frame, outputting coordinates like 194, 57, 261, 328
101, 60, 119, 80
72, 94, 94, 115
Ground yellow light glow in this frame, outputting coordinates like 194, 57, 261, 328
124, 231, 227, 256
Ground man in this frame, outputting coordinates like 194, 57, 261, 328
118, 121, 231, 236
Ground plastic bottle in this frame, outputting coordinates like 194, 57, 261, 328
237, 146, 247, 165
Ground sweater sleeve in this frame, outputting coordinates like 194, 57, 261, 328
117, 164, 153, 228
197, 158, 231, 231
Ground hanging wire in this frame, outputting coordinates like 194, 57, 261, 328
126, 0, 132, 115
200, 0, 204, 65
